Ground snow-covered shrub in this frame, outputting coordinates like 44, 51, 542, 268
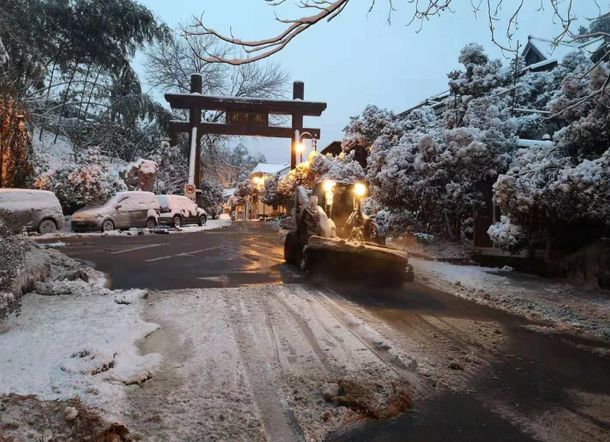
33, 147, 125, 213
309, 151, 365, 182
274, 151, 365, 203
261, 175, 286, 207
276, 161, 316, 202
342, 105, 397, 154
121, 159, 159, 191
373, 209, 419, 238
487, 216, 527, 253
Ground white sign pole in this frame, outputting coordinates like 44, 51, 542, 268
188, 126, 198, 185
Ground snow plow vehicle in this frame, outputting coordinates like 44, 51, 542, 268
284, 180, 413, 285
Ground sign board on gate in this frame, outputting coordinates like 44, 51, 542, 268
226, 110, 269, 126
185, 183, 196, 201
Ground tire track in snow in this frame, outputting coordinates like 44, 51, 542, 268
224, 292, 305, 442
274, 287, 338, 375
315, 288, 420, 386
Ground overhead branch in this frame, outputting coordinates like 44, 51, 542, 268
182, 0, 351, 65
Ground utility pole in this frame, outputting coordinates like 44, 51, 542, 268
291, 81, 304, 170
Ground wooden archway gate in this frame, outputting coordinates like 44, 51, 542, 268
165, 74, 327, 191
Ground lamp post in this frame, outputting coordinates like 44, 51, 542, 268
294, 130, 318, 163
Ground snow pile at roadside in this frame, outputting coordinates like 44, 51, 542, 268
171, 217, 232, 234
412, 258, 610, 339
35, 217, 232, 240
0, 285, 161, 422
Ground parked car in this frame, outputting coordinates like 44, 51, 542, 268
157, 195, 208, 228
0, 189, 65, 234
72, 191, 159, 232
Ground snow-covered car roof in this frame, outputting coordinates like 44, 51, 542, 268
0, 189, 59, 203
0, 188, 56, 196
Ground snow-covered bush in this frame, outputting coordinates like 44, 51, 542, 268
342, 105, 397, 154
487, 216, 527, 253
309, 151, 365, 182
261, 175, 286, 207
33, 147, 126, 213
121, 159, 159, 191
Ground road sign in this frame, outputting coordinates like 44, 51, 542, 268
185, 183, 196, 201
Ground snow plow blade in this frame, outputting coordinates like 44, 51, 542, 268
303, 236, 413, 286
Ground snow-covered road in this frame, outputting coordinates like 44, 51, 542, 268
2, 222, 609, 441
125, 285, 416, 441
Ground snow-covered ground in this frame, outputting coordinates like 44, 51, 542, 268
412, 258, 610, 340
33, 128, 128, 176
0, 253, 416, 440
0, 287, 160, 423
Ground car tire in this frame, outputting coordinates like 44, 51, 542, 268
38, 219, 57, 235
198, 214, 207, 226
101, 220, 115, 232
146, 218, 157, 230
284, 232, 302, 265
173, 215, 182, 228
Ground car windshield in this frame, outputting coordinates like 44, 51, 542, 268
81, 194, 124, 209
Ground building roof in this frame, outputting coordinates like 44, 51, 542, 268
320, 141, 342, 157
522, 36, 581, 65
249, 162, 290, 177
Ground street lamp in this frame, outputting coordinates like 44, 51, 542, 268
295, 141, 305, 163
295, 130, 318, 163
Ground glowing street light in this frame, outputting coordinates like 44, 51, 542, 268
294, 130, 317, 164
295, 141, 305, 163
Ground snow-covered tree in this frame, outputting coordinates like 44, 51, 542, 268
490, 57, 610, 251
274, 152, 365, 203
150, 140, 188, 195
365, 46, 519, 240
199, 180, 224, 216
445, 43, 511, 129
341, 105, 399, 166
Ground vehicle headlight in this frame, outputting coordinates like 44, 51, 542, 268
354, 182, 367, 198
322, 180, 336, 193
